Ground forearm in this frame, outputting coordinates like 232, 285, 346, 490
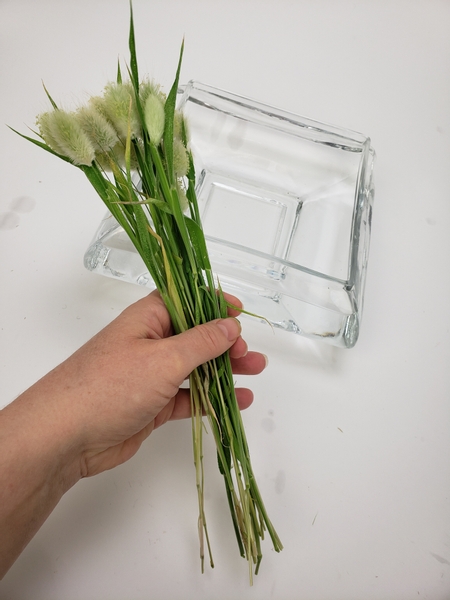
0, 383, 82, 579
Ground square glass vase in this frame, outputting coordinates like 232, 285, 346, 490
84, 81, 375, 348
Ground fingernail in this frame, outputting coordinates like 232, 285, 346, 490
217, 318, 241, 341
262, 354, 269, 368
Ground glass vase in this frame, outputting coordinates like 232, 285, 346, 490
84, 81, 375, 348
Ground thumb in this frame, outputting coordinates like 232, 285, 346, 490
164, 318, 242, 381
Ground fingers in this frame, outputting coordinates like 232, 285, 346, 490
230, 351, 268, 375
222, 292, 243, 318
235, 387, 254, 410
118, 289, 173, 339
229, 335, 248, 359
156, 349, 267, 427
161, 317, 242, 383
123, 289, 246, 346
131, 288, 265, 384
163, 386, 255, 424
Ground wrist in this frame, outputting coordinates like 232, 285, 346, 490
6, 376, 86, 490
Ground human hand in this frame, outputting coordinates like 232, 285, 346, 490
18, 290, 266, 478
0, 290, 267, 578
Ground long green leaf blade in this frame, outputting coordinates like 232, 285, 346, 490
163, 39, 184, 185
128, 0, 139, 88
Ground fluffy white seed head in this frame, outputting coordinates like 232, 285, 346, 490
41, 109, 95, 166
140, 78, 166, 107
173, 110, 189, 144
144, 94, 165, 145
173, 138, 189, 176
100, 82, 141, 140
89, 95, 108, 118
36, 111, 67, 155
76, 105, 119, 152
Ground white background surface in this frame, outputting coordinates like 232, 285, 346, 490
1, 1, 450, 599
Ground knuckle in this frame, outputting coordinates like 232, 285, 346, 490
195, 322, 221, 351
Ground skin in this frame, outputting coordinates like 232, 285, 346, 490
0, 290, 266, 579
